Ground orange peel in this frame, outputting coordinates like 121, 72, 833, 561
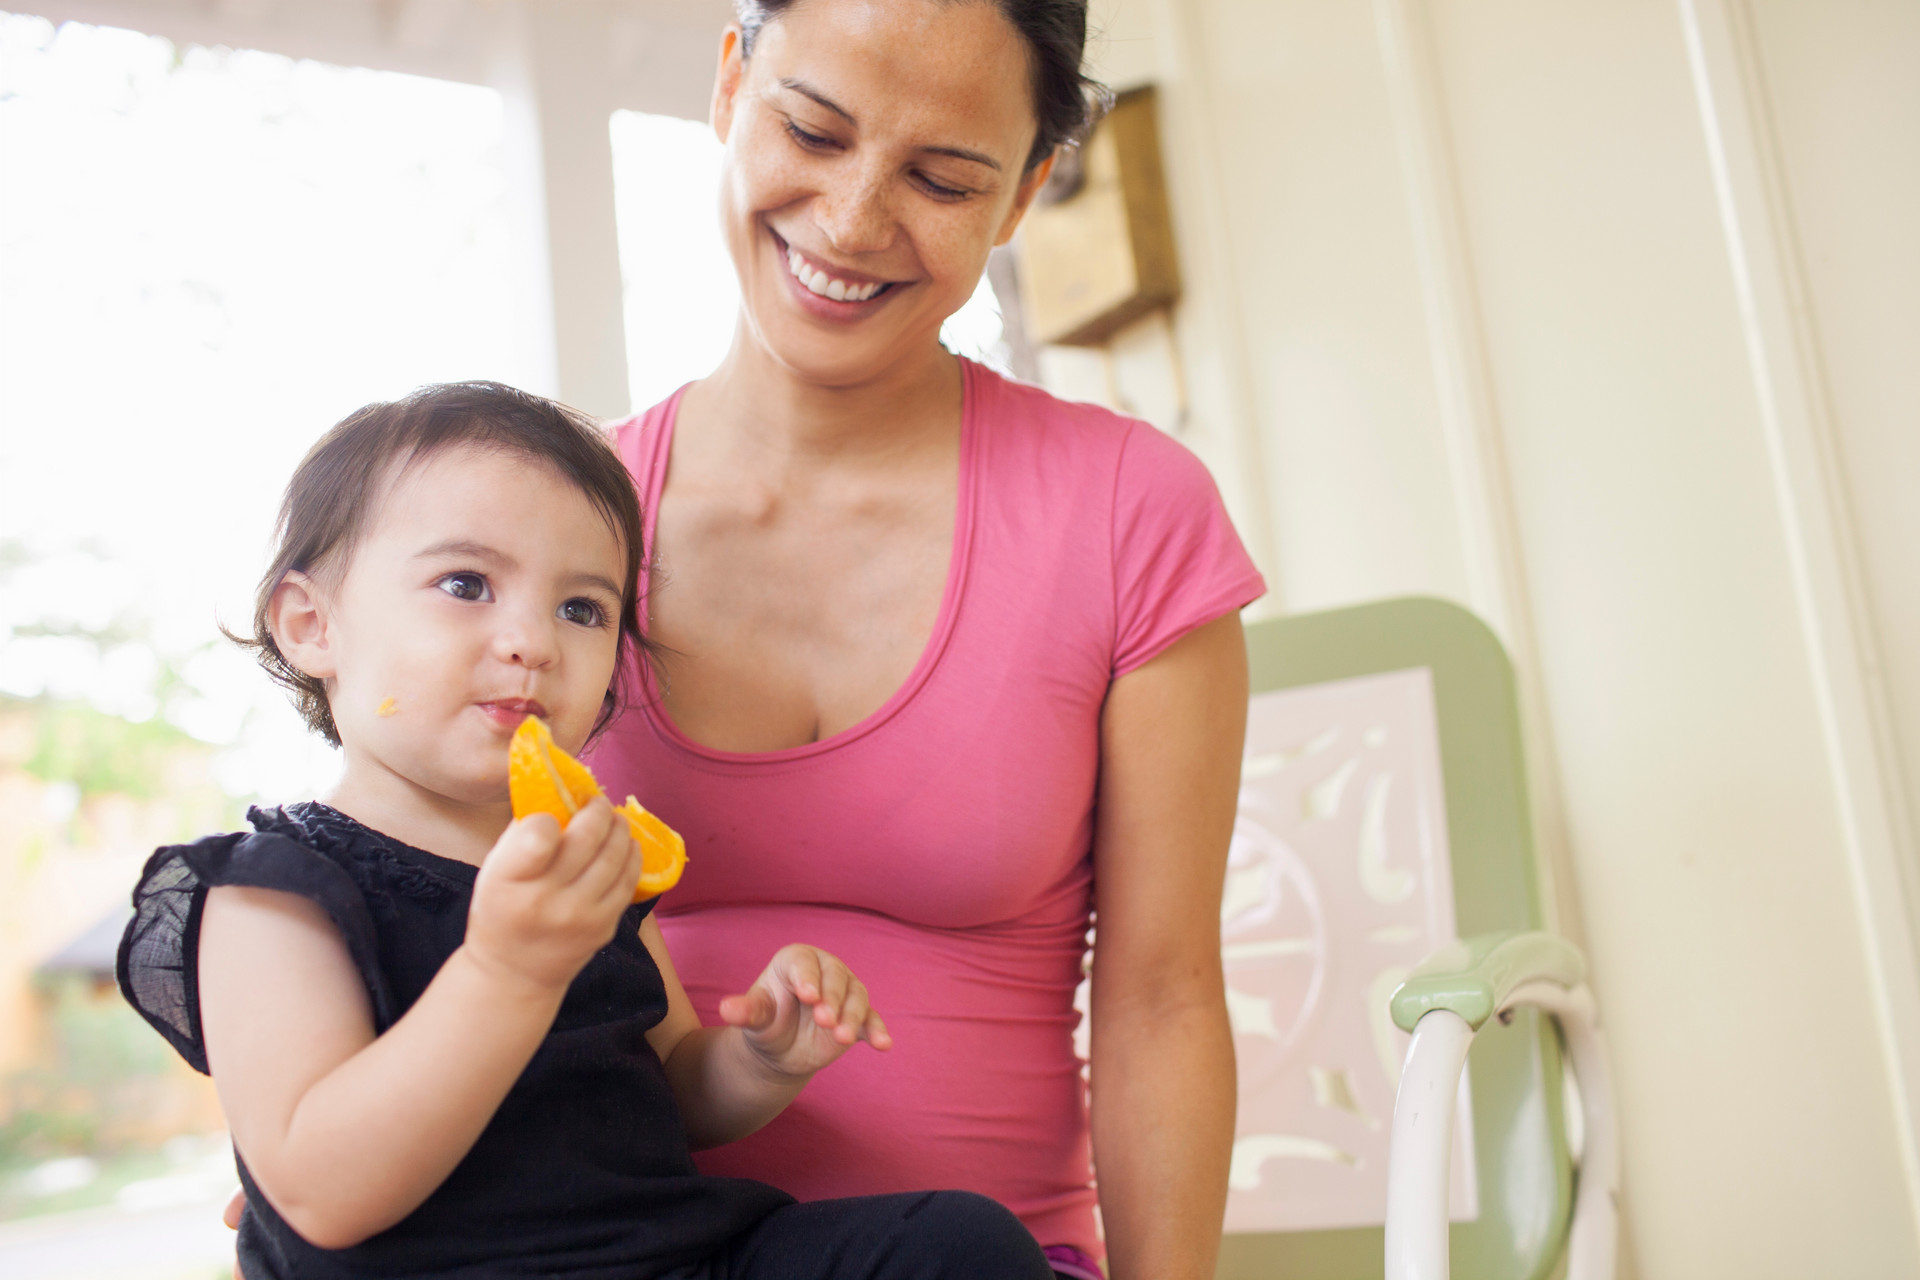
507, 715, 687, 899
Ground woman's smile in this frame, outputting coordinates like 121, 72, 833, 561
771, 227, 904, 319
776, 228, 896, 302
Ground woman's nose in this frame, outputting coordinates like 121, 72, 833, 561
814, 165, 895, 256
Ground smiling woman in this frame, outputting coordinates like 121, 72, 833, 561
711, 0, 1061, 389
580, 3, 1267, 1279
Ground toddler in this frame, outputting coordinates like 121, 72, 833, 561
117, 382, 1053, 1280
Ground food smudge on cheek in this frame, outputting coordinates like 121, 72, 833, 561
376, 697, 399, 718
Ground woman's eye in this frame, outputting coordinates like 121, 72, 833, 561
559, 598, 606, 628
785, 120, 838, 151
439, 572, 490, 602
916, 173, 970, 201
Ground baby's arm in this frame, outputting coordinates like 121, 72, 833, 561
198, 800, 640, 1249
642, 925, 891, 1149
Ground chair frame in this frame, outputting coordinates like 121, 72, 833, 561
1384, 931, 1619, 1280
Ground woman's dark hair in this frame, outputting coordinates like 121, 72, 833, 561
234, 381, 651, 747
736, 0, 1109, 171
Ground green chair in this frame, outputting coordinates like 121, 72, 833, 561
1214, 597, 1615, 1280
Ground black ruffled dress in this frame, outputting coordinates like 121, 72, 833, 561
117, 802, 791, 1279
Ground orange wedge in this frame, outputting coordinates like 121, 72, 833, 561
508, 715, 687, 899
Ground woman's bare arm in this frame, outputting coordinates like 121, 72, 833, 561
1089, 611, 1245, 1280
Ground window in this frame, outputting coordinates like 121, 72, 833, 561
0, 14, 528, 1264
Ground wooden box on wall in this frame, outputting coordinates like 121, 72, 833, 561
1016, 85, 1180, 347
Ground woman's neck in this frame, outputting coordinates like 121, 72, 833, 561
689, 324, 965, 468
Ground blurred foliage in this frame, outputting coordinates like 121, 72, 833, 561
1, 537, 234, 804
15, 695, 207, 800
0, 977, 173, 1164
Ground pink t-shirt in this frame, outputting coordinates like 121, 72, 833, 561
587, 359, 1266, 1257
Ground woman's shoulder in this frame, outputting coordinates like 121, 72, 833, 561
966, 360, 1224, 510
962, 363, 1266, 668
967, 359, 1146, 453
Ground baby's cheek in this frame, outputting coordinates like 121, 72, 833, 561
561, 634, 622, 726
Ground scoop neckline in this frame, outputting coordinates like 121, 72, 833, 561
634, 358, 983, 769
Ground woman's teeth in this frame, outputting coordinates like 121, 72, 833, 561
786, 246, 883, 302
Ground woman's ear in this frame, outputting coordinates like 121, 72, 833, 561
267, 571, 337, 681
711, 23, 746, 145
994, 150, 1057, 248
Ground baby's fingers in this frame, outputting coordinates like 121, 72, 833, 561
831, 980, 878, 1046
811, 957, 850, 1032
719, 987, 778, 1032
776, 944, 826, 1007
858, 1006, 893, 1052
489, 813, 563, 881
555, 797, 616, 885
576, 813, 638, 908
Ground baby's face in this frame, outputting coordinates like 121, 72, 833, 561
318, 445, 627, 806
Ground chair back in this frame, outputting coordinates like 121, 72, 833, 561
1216, 598, 1573, 1280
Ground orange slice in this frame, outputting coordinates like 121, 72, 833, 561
508, 716, 687, 899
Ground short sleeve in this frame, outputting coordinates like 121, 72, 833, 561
1110, 422, 1268, 677
116, 831, 390, 1074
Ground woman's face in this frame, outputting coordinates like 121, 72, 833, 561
711, 0, 1054, 387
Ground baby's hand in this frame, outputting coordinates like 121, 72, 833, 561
719, 945, 892, 1079
464, 797, 642, 994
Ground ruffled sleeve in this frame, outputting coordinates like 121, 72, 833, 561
1111, 421, 1268, 677
116, 829, 391, 1074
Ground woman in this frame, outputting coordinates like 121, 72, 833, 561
589, 2, 1265, 1277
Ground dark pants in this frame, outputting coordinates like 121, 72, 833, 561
667, 1191, 1055, 1280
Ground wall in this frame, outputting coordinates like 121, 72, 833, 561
1748, 0, 1920, 944
1072, 0, 1920, 1275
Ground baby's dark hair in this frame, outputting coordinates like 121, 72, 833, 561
735, 0, 1109, 172
234, 381, 650, 747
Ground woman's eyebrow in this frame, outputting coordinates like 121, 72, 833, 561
923, 144, 1000, 172
780, 78, 854, 123
779, 77, 1001, 172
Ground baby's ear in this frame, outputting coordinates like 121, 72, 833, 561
267, 571, 337, 679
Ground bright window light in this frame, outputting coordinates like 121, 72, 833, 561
0, 13, 531, 800
609, 109, 737, 413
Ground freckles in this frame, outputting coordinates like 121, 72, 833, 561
753, 156, 815, 211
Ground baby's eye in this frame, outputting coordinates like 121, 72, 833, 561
438, 572, 491, 602
559, 597, 606, 628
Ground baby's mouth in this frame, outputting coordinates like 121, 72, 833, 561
775, 232, 896, 303
479, 697, 549, 723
